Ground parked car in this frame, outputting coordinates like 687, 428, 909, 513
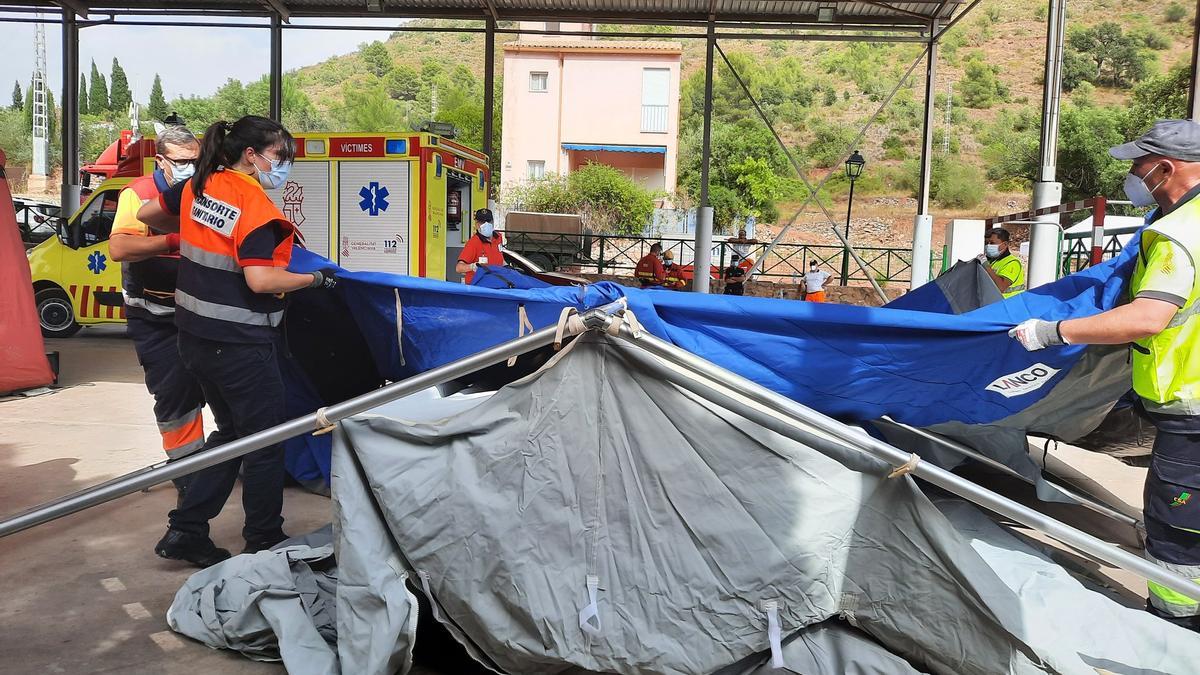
13, 198, 62, 251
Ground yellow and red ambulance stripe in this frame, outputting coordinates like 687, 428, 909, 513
67, 284, 127, 319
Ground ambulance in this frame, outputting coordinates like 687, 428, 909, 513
27, 131, 490, 337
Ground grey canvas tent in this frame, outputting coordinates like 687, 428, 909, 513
166, 325, 1200, 674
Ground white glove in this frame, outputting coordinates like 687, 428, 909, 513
975, 253, 988, 264
1008, 319, 1067, 351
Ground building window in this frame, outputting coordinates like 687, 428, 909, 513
529, 71, 548, 93
527, 160, 546, 180
641, 68, 670, 133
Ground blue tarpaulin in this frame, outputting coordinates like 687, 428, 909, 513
282, 233, 1140, 486
561, 143, 667, 154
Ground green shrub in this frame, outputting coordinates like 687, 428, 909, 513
994, 176, 1032, 193
883, 133, 907, 161
806, 123, 856, 168
1132, 27, 1172, 50
823, 88, 837, 106
1166, 2, 1187, 22
897, 158, 986, 208
960, 58, 1007, 108
501, 164, 657, 235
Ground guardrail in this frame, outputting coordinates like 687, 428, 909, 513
502, 230, 916, 285
1059, 225, 1140, 277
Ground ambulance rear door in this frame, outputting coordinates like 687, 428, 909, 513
266, 159, 332, 259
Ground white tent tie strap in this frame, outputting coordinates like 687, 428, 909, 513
312, 407, 336, 436
554, 307, 586, 350
887, 453, 921, 479
762, 600, 785, 669
417, 570, 442, 622
508, 304, 535, 367
394, 289, 406, 367
578, 574, 602, 638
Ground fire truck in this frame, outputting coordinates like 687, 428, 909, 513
27, 130, 490, 337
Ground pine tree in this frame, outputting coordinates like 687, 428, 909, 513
89, 60, 109, 112
147, 74, 168, 121
11, 80, 21, 111
109, 57, 131, 113
78, 73, 89, 115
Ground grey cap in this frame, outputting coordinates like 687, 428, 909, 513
1110, 119, 1200, 162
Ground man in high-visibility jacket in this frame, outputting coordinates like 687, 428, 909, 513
1010, 119, 1200, 629
983, 227, 1025, 298
635, 243, 666, 287
108, 125, 205, 496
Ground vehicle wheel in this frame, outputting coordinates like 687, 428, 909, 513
527, 253, 556, 271
35, 287, 80, 338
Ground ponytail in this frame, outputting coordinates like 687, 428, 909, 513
192, 116, 295, 198
192, 120, 230, 199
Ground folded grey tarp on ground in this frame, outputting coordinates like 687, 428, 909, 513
170, 334, 1200, 674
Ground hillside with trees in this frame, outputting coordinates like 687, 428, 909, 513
2, 1, 1196, 239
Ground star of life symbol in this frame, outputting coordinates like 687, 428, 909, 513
87, 251, 107, 274
359, 182, 389, 216
282, 180, 305, 227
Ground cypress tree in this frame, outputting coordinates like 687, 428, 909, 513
147, 74, 168, 121
109, 57, 131, 113
78, 73, 89, 115
89, 60, 109, 112
11, 80, 21, 111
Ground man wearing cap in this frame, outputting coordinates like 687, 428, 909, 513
457, 209, 505, 285
1009, 119, 1200, 629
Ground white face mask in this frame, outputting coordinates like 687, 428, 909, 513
985, 244, 1001, 258
1124, 164, 1167, 208
478, 222, 495, 238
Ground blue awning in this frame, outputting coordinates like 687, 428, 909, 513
562, 143, 666, 154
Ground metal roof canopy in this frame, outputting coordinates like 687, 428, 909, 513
4, 0, 987, 293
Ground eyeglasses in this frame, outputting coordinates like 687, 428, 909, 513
160, 156, 198, 167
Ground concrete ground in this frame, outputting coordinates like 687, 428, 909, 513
0, 325, 1152, 673
0, 326, 330, 674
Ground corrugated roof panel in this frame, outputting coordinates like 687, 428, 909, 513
41, 0, 969, 24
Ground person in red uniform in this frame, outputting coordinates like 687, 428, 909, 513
138, 115, 337, 567
456, 208, 504, 284
635, 243, 666, 287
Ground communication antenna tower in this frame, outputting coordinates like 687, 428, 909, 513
32, 14, 50, 179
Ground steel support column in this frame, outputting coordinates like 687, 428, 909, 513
910, 23, 937, 290
693, 20, 716, 293
483, 17, 496, 161
269, 13, 283, 122
60, 8, 80, 211
1029, 0, 1067, 289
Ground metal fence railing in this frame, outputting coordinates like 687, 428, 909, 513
502, 231, 915, 285
1059, 226, 1139, 277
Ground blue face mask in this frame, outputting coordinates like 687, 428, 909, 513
161, 157, 195, 186
253, 153, 292, 190
478, 222, 495, 238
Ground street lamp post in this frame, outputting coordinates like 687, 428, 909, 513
840, 150, 866, 285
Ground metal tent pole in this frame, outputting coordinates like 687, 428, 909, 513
591, 313, 1200, 601
692, 19, 716, 294
0, 312, 602, 539
877, 416, 1142, 532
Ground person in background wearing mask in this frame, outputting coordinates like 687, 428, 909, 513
803, 260, 831, 302
981, 228, 1025, 298
456, 208, 504, 284
108, 125, 205, 497
138, 116, 335, 568
635, 242, 666, 287
1010, 119, 1200, 630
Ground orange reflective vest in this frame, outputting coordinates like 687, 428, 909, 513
175, 170, 295, 343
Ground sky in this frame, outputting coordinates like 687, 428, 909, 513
0, 15, 400, 104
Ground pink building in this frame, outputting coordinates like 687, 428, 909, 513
501, 27, 682, 196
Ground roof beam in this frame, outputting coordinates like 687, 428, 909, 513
858, 1, 930, 21
261, 0, 288, 21
480, 0, 498, 22
53, 0, 87, 16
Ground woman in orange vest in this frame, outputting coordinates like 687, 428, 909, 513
140, 116, 336, 567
